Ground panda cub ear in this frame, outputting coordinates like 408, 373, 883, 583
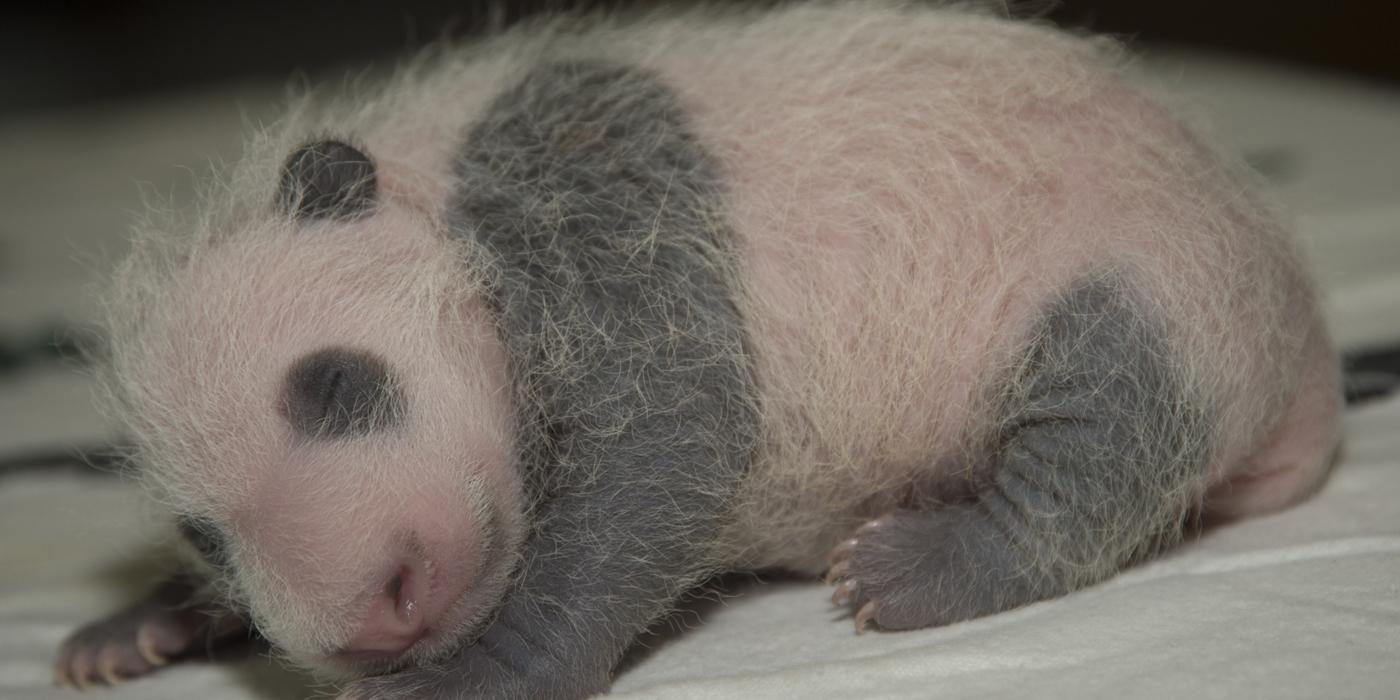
276, 139, 378, 221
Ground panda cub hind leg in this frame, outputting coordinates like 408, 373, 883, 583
827, 274, 1209, 631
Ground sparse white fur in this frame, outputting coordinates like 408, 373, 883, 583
96, 0, 1341, 684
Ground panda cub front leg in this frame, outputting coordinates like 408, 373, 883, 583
343, 60, 761, 699
53, 574, 249, 688
828, 274, 1209, 631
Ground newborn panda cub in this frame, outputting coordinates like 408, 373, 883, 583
55, 4, 1343, 699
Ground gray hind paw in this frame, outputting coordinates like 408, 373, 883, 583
825, 505, 1043, 632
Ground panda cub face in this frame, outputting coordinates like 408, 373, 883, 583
126, 136, 527, 675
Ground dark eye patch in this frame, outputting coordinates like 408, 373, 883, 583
276, 139, 378, 221
177, 516, 231, 569
280, 347, 402, 439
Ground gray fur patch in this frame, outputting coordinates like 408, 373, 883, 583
440, 60, 759, 686
835, 273, 1210, 629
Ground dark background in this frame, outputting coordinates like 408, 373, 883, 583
3, 1, 1398, 118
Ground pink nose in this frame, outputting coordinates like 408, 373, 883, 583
338, 558, 431, 660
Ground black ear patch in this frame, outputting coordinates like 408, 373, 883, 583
280, 347, 402, 439
276, 139, 378, 220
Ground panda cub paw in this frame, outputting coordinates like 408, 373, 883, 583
54, 606, 196, 689
53, 576, 249, 690
825, 504, 1036, 632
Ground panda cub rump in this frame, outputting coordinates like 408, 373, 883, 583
646, 7, 1339, 585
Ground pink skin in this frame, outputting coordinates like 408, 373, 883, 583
237, 466, 487, 671
1203, 320, 1343, 522
335, 545, 442, 662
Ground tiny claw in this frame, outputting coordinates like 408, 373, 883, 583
96, 650, 122, 686
831, 578, 858, 606
855, 600, 879, 634
823, 560, 850, 585
136, 624, 169, 666
856, 516, 891, 536
53, 661, 74, 690
826, 538, 859, 567
71, 651, 94, 691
